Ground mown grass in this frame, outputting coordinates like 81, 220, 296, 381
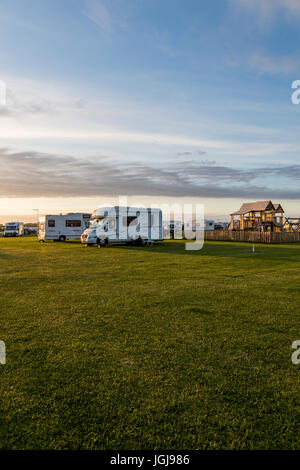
0, 237, 299, 449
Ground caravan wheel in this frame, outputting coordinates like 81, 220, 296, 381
59, 236, 66, 242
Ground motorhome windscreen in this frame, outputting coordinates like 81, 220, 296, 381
6, 226, 16, 230
90, 218, 105, 227
122, 216, 138, 226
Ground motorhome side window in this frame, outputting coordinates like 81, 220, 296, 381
122, 216, 138, 226
48, 220, 55, 227
66, 220, 82, 227
109, 219, 115, 229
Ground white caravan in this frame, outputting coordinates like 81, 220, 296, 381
81, 206, 163, 246
4, 222, 24, 237
39, 213, 91, 242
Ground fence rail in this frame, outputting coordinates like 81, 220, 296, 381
204, 230, 300, 244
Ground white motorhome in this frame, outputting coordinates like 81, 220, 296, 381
38, 213, 91, 242
4, 222, 24, 237
81, 206, 163, 246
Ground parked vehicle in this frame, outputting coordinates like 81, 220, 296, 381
205, 220, 215, 231
184, 219, 215, 233
4, 222, 24, 237
214, 222, 229, 230
81, 206, 163, 246
24, 227, 38, 235
163, 220, 183, 239
38, 213, 91, 242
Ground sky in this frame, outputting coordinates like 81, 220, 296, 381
2, 0, 300, 222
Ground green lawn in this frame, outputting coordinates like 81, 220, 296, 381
0, 237, 299, 450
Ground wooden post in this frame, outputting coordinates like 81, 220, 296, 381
240, 215, 244, 231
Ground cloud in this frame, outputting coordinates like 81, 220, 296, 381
248, 54, 300, 75
84, 0, 112, 33
231, 0, 300, 33
1, 148, 300, 200
2, 76, 298, 160
228, 51, 300, 76
176, 150, 206, 157
232, 0, 300, 17
0, 88, 53, 117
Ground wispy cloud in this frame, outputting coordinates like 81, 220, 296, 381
177, 150, 206, 157
1, 147, 300, 199
248, 53, 300, 75
2, 76, 298, 162
231, 0, 300, 27
84, 0, 112, 33
0, 88, 54, 117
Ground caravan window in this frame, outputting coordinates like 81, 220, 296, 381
66, 220, 82, 227
48, 220, 55, 227
122, 216, 138, 226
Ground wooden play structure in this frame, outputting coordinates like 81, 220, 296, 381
230, 200, 284, 232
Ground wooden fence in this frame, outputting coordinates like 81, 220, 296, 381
204, 230, 300, 244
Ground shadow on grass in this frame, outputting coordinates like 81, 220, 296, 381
0, 252, 15, 258
34, 238, 300, 262
107, 240, 300, 262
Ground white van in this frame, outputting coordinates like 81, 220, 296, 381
4, 222, 24, 237
81, 206, 163, 246
38, 213, 91, 242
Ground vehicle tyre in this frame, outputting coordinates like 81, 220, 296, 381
59, 236, 66, 242
97, 238, 106, 247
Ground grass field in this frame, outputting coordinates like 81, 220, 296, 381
0, 237, 299, 450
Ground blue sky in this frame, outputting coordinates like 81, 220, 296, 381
1, 0, 300, 220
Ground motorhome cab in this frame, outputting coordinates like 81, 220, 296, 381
81, 206, 163, 246
4, 222, 24, 237
38, 213, 91, 242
